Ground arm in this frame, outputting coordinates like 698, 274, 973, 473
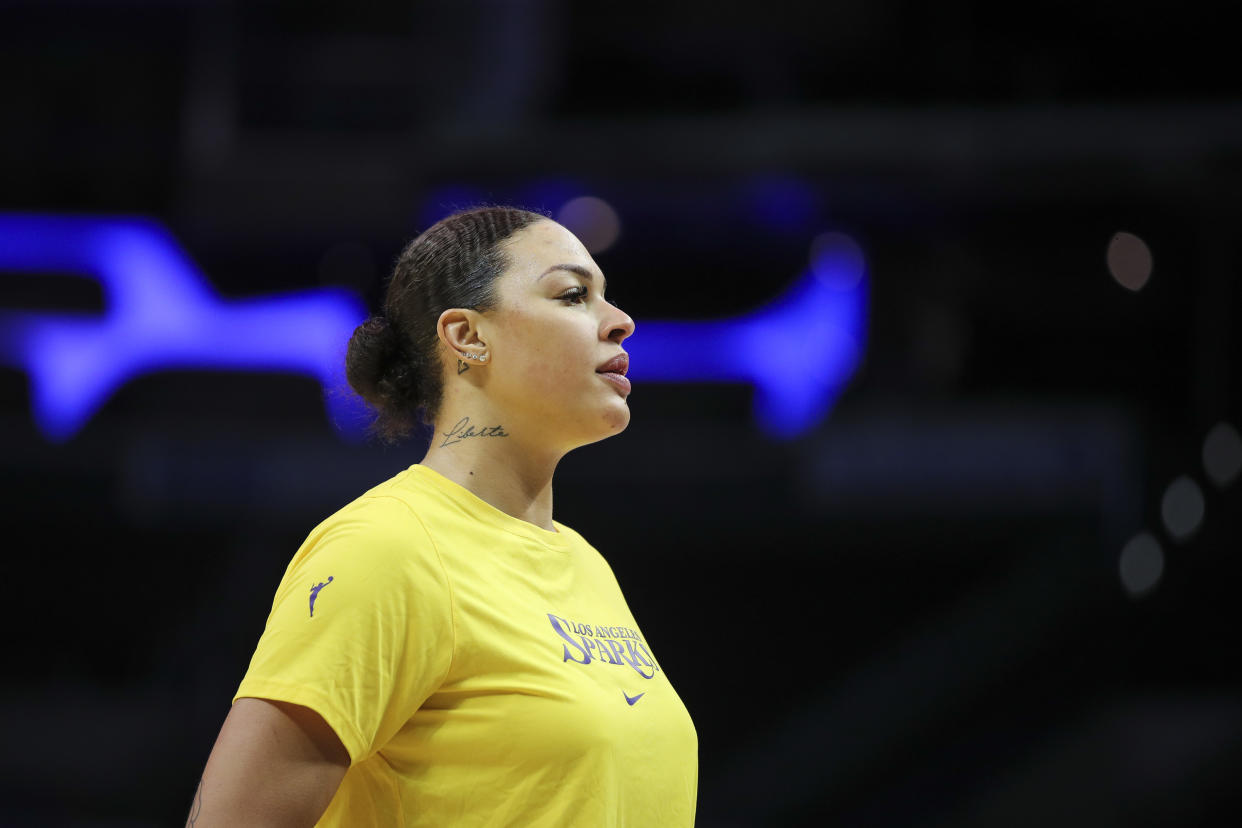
187, 697, 350, 828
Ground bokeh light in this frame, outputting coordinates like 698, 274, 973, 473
1106, 231, 1153, 292
1160, 474, 1205, 543
1202, 421, 1242, 488
1119, 531, 1164, 598
556, 196, 622, 254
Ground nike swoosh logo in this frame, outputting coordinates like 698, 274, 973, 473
623, 691, 646, 706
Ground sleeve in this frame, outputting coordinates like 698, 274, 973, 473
233, 494, 454, 765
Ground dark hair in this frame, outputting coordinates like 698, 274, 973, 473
345, 206, 545, 443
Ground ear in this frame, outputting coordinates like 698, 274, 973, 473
436, 308, 486, 360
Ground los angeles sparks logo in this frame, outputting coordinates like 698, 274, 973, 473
546, 614, 661, 680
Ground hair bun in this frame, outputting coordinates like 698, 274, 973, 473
345, 314, 421, 439
370, 313, 401, 354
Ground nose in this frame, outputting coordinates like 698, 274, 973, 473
603, 305, 635, 344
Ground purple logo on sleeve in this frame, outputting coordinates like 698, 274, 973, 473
309, 576, 334, 617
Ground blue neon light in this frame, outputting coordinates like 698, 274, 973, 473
626, 244, 867, 438
0, 214, 367, 441
0, 212, 866, 441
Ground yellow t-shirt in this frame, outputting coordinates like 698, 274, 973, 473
234, 463, 698, 827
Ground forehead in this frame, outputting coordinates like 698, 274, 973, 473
501, 220, 597, 280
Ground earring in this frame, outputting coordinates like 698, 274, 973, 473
461, 351, 488, 362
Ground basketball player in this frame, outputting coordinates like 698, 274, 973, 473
186, 207, 698, 826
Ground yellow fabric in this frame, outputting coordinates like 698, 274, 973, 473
234, 463, 698, 827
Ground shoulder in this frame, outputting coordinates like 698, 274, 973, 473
288, 472, 447, 585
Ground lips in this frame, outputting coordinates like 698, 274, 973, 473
596, 353, 631, 395
596, 353, 629, 376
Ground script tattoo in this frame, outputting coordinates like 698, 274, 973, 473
456, 359, 469, 375
440, 416, 509, 447
186, 778, 203, 826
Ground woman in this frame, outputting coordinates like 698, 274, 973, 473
188, 207, 698, 826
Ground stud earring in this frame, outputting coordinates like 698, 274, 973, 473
460, 351, 488, 362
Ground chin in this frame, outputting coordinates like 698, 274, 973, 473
575, 401, 630, 448
603, 404, 631, 434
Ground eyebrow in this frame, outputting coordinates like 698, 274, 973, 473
538, 263, 607, 295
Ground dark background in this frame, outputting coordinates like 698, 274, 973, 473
2, 1, 1240, 825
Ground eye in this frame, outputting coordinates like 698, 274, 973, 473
559, 285, 589, 304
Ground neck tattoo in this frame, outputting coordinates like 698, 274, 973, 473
440, 416, 510, 448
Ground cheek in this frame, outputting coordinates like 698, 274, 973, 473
521, 354, 574, 391
502, 316, 588, 387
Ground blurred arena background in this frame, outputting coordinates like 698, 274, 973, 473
2, 1, 1240, 825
